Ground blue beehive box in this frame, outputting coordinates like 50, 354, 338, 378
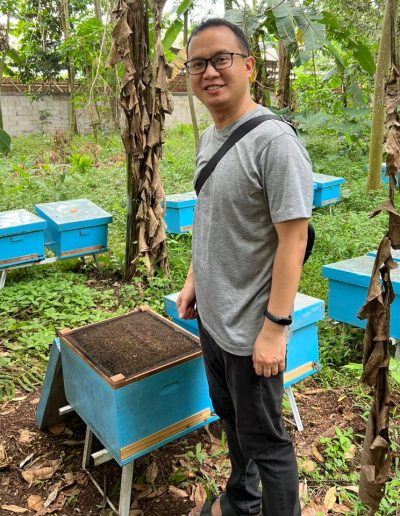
0, 209, 47, 269
322, 255, 400, 338
35, 199, 112, 260
367, 249, 400, 262
313, 173, 345, 208
59, 308, 217, 466
164, 292, 325, 388
164, 192, 197, 234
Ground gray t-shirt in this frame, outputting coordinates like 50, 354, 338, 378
192, 106, 314, 356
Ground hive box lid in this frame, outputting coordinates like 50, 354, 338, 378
322, 255, 400, 294
165, 192, 197, 208
35, 199, 112, 231
313, 173, 345, 187
164, 292, 324, 332
368, 249, 400, 262
0, 209, 47, 237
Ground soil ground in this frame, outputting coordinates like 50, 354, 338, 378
0, 378, 396, 516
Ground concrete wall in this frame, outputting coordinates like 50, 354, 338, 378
2, 92, 210, 136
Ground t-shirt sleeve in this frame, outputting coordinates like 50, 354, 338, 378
259, 131, 314, 223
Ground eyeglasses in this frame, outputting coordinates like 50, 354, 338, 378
184, 52, 248, 75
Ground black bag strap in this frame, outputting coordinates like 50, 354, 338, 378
195, 114, 295, 197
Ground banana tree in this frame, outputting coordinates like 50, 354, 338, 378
225, 0, 328, 107
108, 0, 172, 280
367, 0, 400, 191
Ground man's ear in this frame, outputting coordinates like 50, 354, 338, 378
245, 56, 256, 79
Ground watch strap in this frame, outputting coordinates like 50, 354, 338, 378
264, 309, 292, 326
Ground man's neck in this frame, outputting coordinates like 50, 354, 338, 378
211, 99, 259, 129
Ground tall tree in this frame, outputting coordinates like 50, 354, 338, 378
0, 15, 10, 130
108, 0, 170, 279
367, 0, 399, 191
58, 0, 78, 133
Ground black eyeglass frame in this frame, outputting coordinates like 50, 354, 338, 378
184, 52, 249, 75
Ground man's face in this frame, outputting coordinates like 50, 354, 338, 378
187, 26, 254, 114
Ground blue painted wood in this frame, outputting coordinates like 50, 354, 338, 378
164, 192, 197, 234
60, 318, 217, 466
35, 199, 112, 259
313, 173, 345, 208
36, 339, 70, 430
164, 292, 325, 388
0, 209, 47, 268
367, 249, 400, 262
322, 255, 400, 337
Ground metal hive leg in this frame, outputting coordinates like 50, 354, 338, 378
0, 270, 7, 289
285, 387, 303, 432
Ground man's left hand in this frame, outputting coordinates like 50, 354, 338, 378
252, 320, 287, 377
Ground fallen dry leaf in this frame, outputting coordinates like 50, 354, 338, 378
168, 485, 188, 498
18, 429, 32, 443
27, 495, 44, 511
48, 423, 65, 436
302, 388, 325, 395
299, 480, 308, 500
300, 460, 316, 473
21, 459, 62, 485
0, 506, 28, 513
0, 443, 11, 470
344, 444, 356, 460
332, 503, 351, 513
0, 408, 16, 416
323, 486, 337, 510
19, 453, 34, 469
129, 511, 144, 516
12, 396, 27, 402
146, 461, 158, 484
30, 397, 40, 405
44, 485, 60, 508
343, 485, 359, 494
136, 486, 153, 500
190, 483, 207, 511
302, 502, 328, 516
311, 444, 324, 463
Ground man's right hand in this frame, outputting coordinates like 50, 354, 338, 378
177, 275, 197, 320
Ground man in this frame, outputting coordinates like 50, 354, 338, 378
176, 18, 313, 516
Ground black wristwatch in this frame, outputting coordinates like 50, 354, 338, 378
264, 309, 292, 326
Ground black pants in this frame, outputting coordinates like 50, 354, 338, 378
198, 319, 301, 516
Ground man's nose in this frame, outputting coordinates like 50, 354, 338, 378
202, 60, 221, 79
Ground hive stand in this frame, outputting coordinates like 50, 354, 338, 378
164, 292, 325, 432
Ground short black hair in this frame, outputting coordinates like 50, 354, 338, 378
187, 18, 250, 57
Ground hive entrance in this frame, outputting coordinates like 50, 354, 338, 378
64, 311, 200, 379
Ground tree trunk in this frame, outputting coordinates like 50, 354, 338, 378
0, 13, 10, 131
367, 0, 399, 191
94, 0, 102, 20
59, 0, 78, 134
277, 40, 291, 109
184, 10, 199, 145
108, 0, 170, 279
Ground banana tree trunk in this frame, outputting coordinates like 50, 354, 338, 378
277, 40, 291, 109
367, 0, 399, 191
108, 0, 170, 279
